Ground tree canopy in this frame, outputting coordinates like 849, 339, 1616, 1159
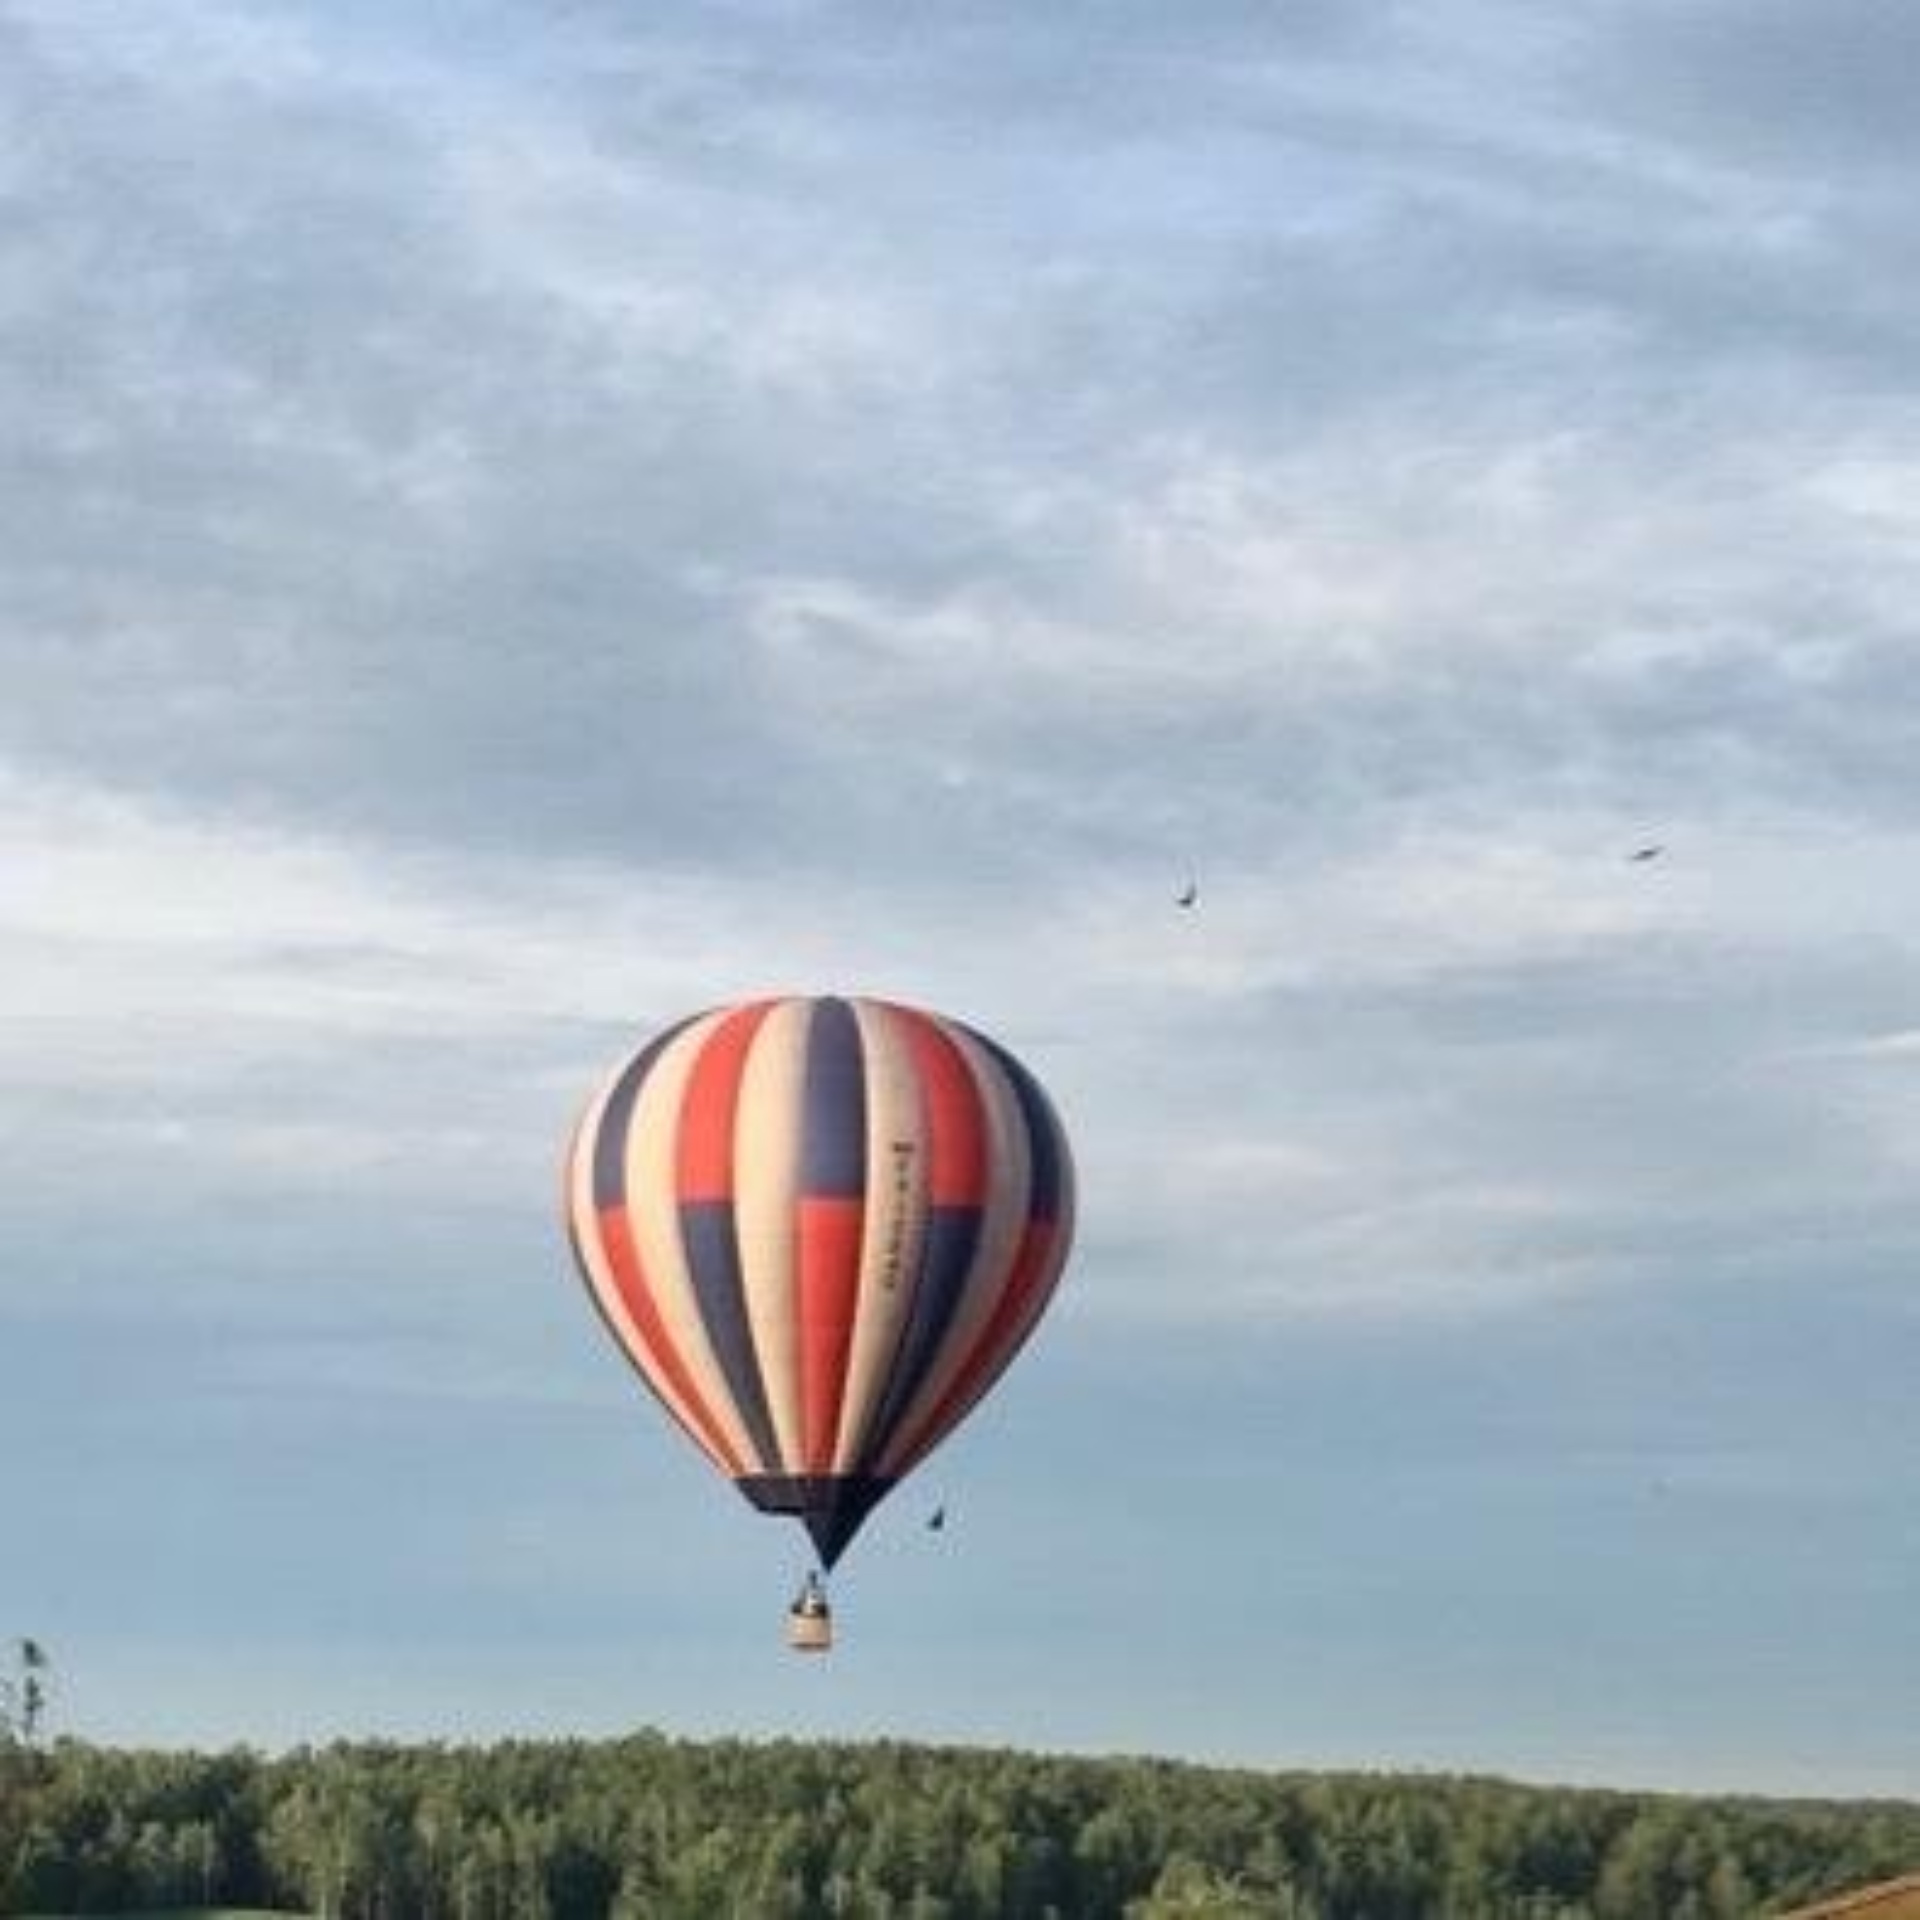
1, 1732, 1914, 1918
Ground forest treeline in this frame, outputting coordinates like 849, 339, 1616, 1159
1, 1729, 1916, 1918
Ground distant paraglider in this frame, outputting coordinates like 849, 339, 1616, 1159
564, 994, 1076, 1648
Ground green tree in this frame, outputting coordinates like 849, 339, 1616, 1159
0, 1638, 50, 1750
1129, 1853, 1279, 1917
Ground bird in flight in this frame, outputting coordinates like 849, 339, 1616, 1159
1628, 845, 1664, 863
1176, 879, 1199, 908
927, 1506, 946, 1533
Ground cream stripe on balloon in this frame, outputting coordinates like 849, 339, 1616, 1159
894, 1140, 1075, 1484
624, 1010, 759, 1472
829, 999, 930, 1473
732, 996, 810, 1472
873, 1021, 1031, 1478
565, 1074, 732, 1473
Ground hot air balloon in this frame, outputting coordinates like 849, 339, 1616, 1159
563, 994, 1075, 1648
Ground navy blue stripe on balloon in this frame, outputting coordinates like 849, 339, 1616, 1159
857, 1204, 982, 1469
590, 1019, 693, 1209
967, 1029, 1067, 1221
801, 997, 867, 1198
679, 1200, 782, 1471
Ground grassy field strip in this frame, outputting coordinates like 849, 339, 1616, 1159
19, 1909, 312, 1918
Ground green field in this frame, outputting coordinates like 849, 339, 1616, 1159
19, 1909, 310, 1919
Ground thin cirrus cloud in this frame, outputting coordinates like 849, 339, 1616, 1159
6, 0, 1920, 1311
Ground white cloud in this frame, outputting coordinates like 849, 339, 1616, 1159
14, 745, 1918, 1329
7, 0, 1920, 1347
1844, 1028, 1920, 1059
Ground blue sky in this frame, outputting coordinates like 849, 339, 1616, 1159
2, 0, 1917, 1798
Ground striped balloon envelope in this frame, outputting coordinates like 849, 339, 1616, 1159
564, 995, 1076, 1569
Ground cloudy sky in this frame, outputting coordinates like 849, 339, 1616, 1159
4, 0, 1917, 1798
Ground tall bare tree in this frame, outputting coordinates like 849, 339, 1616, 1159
1, 1639, 50, 1748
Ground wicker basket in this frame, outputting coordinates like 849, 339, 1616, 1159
787, 1606, 833, 1653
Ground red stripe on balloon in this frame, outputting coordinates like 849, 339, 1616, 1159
596, 1203, 745, 1476
676, 1001, 771, 1203
797, 1194, 864, 1473
895, 1006, 986, 1207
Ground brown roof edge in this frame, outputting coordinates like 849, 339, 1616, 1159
1773, 1870, 1920, 1918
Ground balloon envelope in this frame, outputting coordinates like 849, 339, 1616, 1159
564, 995, 1075, 1566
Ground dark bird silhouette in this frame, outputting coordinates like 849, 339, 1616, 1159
1176, 879, 1198, 908
1628, 845, 1664, 863
927, 1506, 946, 1533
